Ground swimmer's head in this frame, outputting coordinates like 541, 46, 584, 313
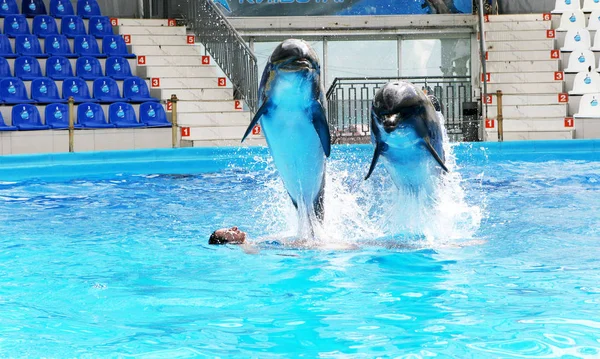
209, 226, 247, 245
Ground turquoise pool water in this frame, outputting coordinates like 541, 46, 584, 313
0, 141, 599, 358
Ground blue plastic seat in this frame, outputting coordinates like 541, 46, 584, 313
0, 77, 33, 104
4, 14, 30, 37
0, 57, 11, 77
62, 77, 97, 103
93, 77, 122, 102
74, 35, 106, 57
123, 77, 159, 103
61, 15, 86, 38
45, 103, 82, 129
22, 0, 47, 17
77, 0, 101, 18
76, 56, 103, 80
15, 35, 48, 58
0, 0, 18, 17
78, 102, 114, 128
89, 16, 113, 38
0, 112, 17, 131
109, 102, 145, 128
14, 56, 43, 80
49, 0, 74, 18
102, 35, 135, 58
31, 77, 66, 103
139, 102, 171, 128
0, 35, 16, 58
46, 56, 74, 80
44, 35, 77, 58
105, 56, 133, 80
12, 104, 49, 130
32, 15, 58, 38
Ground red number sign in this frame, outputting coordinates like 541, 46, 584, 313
181, 127, 190, 137
168, 19, 176, 27
234, 100, 242, 110
481, 73, 490, 82
550, 50, 560, 59
218, 78, 226, 87
484, 14, 489, 22
252, 125, 261, 135
123, 35, 131, 44
201, 56, 210, 65
187, 35, 195, 44
547, 30, 556, 38
543, 13, 552, 21
137, 56, 146, 66
564, 117, 574, 128
554, 71, 564, 81
167, 101, 173, 111
110, 18, 118, 26
485, 51, 489, 61
484, 94, 493, 104
485, 119, 495, 129
151, 78, 160, 88
558, 93, 569, 103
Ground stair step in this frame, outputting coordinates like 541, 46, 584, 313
153, 78, 232, 89
485, 130, 576, 141
485, 118, 573, 131
484, 30, 553, 42
130, 45, 206, 57
182, 126, 258, 141
487, 60, 560, 73
487, 82, 564, 94
178, 112, 251, 127
487, 40, 555, 52
485, 94, 563, 106
487, 72, 562, 83
182, 138, 266, 147
117, 26, 187, 36
484, 21, 551, 31
127, 35, 191, 46
113, 19, 170, 27
486, 104, 568, 118
133, 55, 214, 67
487, 14, 550, 22
152, 88, 233, 101
176, 100, 247, 113
487, 50, 558, 61
140, 66, 224, 78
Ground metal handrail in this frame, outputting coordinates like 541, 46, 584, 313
185, 0, 259, 113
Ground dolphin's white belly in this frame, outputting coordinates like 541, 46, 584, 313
261, 107, 326, 207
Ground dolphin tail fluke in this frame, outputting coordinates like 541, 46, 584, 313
241, 100, 270, 143
424, 136, 449, 172
365, 142, 384, 180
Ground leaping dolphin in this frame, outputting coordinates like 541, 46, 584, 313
242, 39, 330, 230
365, 81, 448, 191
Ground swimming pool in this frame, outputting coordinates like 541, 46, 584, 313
0, 140, 598, 358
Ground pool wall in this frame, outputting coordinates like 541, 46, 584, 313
0, 140, 598, 182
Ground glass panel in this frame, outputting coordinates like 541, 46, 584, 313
401, 38, 470, 77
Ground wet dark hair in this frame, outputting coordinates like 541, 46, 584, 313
209, 231, 227, 245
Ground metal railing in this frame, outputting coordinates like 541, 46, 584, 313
184, 0, 258, 113
326, 76, 475, 143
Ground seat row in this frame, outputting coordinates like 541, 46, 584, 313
3, 56, 136, 80
0, 76, 158, 104
564, 49, 600, 72
557, 10, 600, 31
570, 70, 600, 94
553, 0, 600, 13
0, 0, 101, 18
0, 34, 134, 58
1, 14, 113, 38
561, 28, 600, 51
0, 102, 170, 130
574, 93, 600, 118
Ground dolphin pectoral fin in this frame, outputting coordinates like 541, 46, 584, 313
365, 142, 383, 180
424, 136, 449, 172
311, 102, 331, 157
241, 101, 270, 143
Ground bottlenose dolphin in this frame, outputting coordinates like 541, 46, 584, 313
422, 0, 461, 14
365, 81, 448, 191
242, 39, 330, 229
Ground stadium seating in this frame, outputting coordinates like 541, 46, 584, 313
0, 0, 18, 17
74, 35, 106, 57
49, 0, 74, 18
0, 56, 12, 76
557, 11, 586, 31
569, 71, 600, 94
591, 31, 600, 51
46, 56, 74, 79
1, 77, 33, 103
140, 102, 171, 128
78, 102, 114, 128
22, 0, 47, 17
78, 0, 101, 18
12, 104, 49, 130
0, 34, 17, 57
102, 35, 136, 58
4, 14, 30, 37
574, 93, 600, 118
14, 56, 43, 80
76, 56, 103, 79
45, 103, 82, 129
15, 35, 48, 57
31, 77, 66, 103
109, 102, 146, 128
0, 112, 17, 131
62, 77, 96, 103
553, 0, 582, 14
582, 0, 600, 12
45, 35, 77, 57
61, 15, 86, 38
588, 11, 600, 30
33, 15, 59, 38
123, 77, 159, 103
564, 50, 596, 73
105, 56, 133, 80
89, 16, 113, 38
561, 28, 591, 52
93, 77, 122, 102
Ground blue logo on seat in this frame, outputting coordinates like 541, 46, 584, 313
117, 106, 125, 118
84, 61, 92, 72
82, 39, 89, 49
579, 54, 586, 63
53, 39, 60, 49
110, 40, 117, 49
41, 20, 48, 30
585, 75, 592, 84
131, 83, 139, 93
12, 20, 19, 30
84, 4, 91, 13
71, 83, 79, 93
147, 107, 156, 118
20, 109, 29, 120
575, 33, 581, 42
69, 20, 76, 30
1, 3, 8, 11
101, 82, 109, 93
57, 3, 64, 12
8, 83, 16, 94
54, 108, 63, 119
39, 83, 47, 94
592, 98, 598, 106
595, 0, 599, 3
86, 107, 94, 118
566, 0, 571, 4
23, 39, 31, 50
113, 62, 121, 71
54, 61, 62, 71
569, 14, 576, 22
96, 22, 103, 31
29, 2, 36, 11
23, 61, 31, 72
